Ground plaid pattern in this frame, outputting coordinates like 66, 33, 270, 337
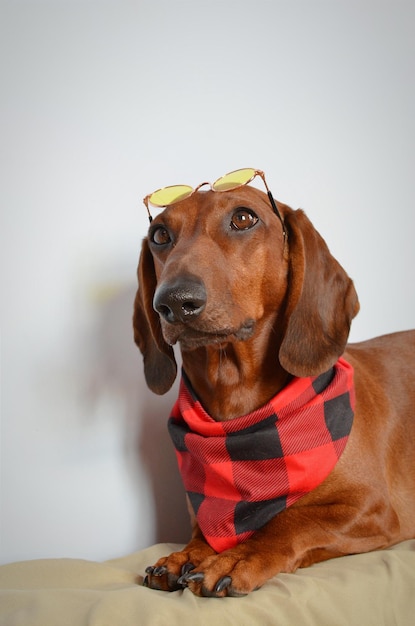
168, 357, 355, 553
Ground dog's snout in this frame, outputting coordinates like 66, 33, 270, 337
154, 278, 207, 324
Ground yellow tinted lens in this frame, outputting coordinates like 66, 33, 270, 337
149, 185, 194, 207
212, 168, 256, 191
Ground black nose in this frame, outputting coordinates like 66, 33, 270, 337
153, 277, 207, 324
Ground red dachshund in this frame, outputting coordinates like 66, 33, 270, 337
133, 170, 415, 597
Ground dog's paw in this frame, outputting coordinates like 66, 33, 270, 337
143, 556, 192, 592
143, 541, 216, 592
176, 549, 268, 598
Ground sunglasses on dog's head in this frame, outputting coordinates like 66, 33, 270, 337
143, 168, 287, 238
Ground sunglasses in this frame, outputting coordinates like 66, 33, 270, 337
143, 168, 287, 237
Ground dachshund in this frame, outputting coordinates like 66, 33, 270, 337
133, 174, 415, 597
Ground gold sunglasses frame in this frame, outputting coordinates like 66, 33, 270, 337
143, 168, 287, 238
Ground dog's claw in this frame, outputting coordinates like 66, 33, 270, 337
180, 562, 195, 576
185, 571, 205, 583
178, 570, 205, 586
152, 565, 167, 576
145, 566, 154, 575
215, 576, 232, 593
177, 564, 196, 587
143, 575, 149, 587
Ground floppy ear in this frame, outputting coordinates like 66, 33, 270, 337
279, 209, 359, 377
133, 239, 177, 394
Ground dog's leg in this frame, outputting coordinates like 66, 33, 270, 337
169, 494, 400, 597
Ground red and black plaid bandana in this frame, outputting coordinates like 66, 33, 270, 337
168, 357, 355, 553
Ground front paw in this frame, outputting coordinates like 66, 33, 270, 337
144, 559, 195, 592
143, 541, 216, 592
177, 550, 267, 598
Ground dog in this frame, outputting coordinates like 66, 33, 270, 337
133, 173, 415, 597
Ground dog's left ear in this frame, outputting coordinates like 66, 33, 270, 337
279, 209, 359, 377
133, 239, 177, 394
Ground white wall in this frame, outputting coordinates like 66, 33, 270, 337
1, 0, 414, 565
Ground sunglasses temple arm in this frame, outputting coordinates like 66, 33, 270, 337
143, 197, 153, 223
267, 191, 287, 237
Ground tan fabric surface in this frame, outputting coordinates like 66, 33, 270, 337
1, 540, 414, 626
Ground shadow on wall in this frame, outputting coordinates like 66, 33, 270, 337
84, 280, 190, 546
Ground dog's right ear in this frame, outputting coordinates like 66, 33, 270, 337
133, 239, 177, 395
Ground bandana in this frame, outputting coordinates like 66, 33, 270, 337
168, 357, 354, 553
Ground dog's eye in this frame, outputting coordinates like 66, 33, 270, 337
150, 226, 171, 245
230, 209, 259, 231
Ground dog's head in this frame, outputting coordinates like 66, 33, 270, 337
133, 186, 359, 394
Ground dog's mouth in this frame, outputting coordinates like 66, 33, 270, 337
162, 319, 256, 350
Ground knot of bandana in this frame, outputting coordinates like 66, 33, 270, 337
168, 357, 355, 553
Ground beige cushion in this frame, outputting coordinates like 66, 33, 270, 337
1, 540, 414, 626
